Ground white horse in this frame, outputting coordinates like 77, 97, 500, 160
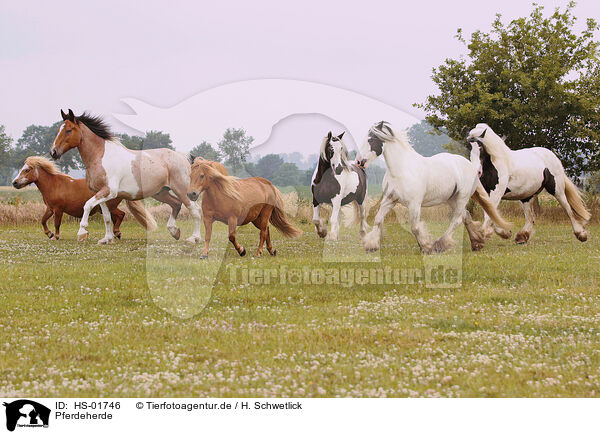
467, 123, 591, 243
357, 121, 512, 253
311, 131, 368, 240
50, 109, 203, 245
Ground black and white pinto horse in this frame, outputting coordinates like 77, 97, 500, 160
467, 123, 591, 243
311, 131, 368, 240
357, 121, 512, 254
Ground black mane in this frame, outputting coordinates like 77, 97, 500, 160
77, 112, 115, 140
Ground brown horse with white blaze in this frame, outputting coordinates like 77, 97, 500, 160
187, 159, 302, 258
11, 156, 133, 239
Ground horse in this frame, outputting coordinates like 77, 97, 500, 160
49, 109, 201, 245
467, 123, 591, 243
357, 121, 512, 254
311, 131, 368, 240
187, 159, 302, 258
11, 156, 135, 240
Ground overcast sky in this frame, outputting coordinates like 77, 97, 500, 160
1, 0, 598, 155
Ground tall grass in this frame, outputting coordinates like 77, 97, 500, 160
1, 186, 598, 226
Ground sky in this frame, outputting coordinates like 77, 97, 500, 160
1, 0, 598, 157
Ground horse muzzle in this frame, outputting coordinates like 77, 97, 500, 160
187, 191, 200, 201
12, 180, 24, 189
50, 148, 60, 160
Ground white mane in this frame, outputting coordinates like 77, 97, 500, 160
370, 122, 413, 150
320, 134, 352, 169
471, 123, 511, 162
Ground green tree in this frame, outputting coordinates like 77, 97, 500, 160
255, 154, 284, 180
272, 162, 303, 186
218, 128, 253, 175
189, 141, 221, 161
407, 120, 448, 156
13, 122, 82, 173
0, 125, 13, 184
418, 2, 600, 175
118, 131, 173, 151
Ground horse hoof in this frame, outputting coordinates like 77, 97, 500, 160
185, 237, 201, 245
316, 228, 327, 238
199, 254, 208, 259
470, 242, 484, 251
239, 247, 246, 257
271, 249, 277, 256
575, 231, 588, 242
98, 237, 114, 245
77, 233, 88, 242
115, 232, 122, 239
515, 232, 529, 244
47, 232, 54, 239
171, 227, 181, 240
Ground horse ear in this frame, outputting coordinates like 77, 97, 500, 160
327, 131, 332, 140
189, 154, 196, 164
378, 121, 385, 128
479, 128, 487, 138
337, 131, 345, 139
67, 109, 75, 123
61, 109, 68, 121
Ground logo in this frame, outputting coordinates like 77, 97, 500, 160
3, 400, 50, 432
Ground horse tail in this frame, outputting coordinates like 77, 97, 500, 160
125, 200, 158, 231
342, 202, 361, 227
564, 176, 591, 222
270, 189, 302, 238
472, 182, 512, 232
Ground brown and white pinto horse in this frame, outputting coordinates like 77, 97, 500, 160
50, 109, 200, 244
187, 159, 302, 258
12, 156, 129, 240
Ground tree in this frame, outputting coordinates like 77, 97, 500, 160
0, 125, 13, 184
118, 131, 173, 150
418, 3, 600, 175
190, 141, 221, 161
13, 122, 82, 173
255, 154, 284, 180
272, 162, 303, 186
217, 128, 253, 175
407, 120, 448, 156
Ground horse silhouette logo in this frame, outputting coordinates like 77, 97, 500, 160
3, 400, 50, 431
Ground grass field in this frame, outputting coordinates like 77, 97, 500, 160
1, 207, 599, 397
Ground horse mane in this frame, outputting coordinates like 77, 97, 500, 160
24, 156, 67, 177
319, 134, 352, 169
77, 112, 115, 140
370, 121, 412, 150
472, 123, 511, 162
197, 161, 242, 201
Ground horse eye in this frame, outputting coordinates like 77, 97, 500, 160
200, 174, 205, 179
25, 169, 30, 172
65, 129, 72, 134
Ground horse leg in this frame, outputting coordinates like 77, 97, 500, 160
481, 180, 507, 240
553, 186, 588, 242
253, 207, 273, 257
362, 193, 395, 252
515, 197, 536, 244
98, 202, 117, 244
228, 217, 245, 256
313, 204, 327, 238
41, 206, 54, 239
153, 189, 182, 240
200, 217, 213, 259
408, 201, 433, 253
52, 208, 63, 241
464, 210, 486, 251
432, 199, 465, 253
265, 227, 276, 256
358, 201, 369, 239
78, 188, 113, 242
326, 196, 342, 241
111, 208, 125, 239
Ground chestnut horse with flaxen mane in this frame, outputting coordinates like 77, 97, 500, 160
187, 159, 302, 258
12, 156, 135, 240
